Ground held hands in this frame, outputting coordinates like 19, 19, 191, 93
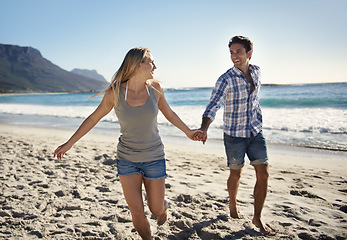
187, 129, 207, 144
53, 142, 73, 160
194, 128, 207, 144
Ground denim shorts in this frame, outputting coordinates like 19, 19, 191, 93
224, 131, 268, 169
116, 159, 167, 179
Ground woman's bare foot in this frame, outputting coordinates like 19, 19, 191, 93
252, 217, 275, 236
157, 200, 168, 226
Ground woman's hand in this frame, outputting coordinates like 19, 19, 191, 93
193, 129, 207, 144
186, 129, 204, 141
54, 142, 73, 160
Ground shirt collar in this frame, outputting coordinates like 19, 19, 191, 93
231, 64, 255, 76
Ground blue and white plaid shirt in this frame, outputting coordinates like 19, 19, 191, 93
203, 65, 263, 138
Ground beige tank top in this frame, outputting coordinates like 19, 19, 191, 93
115, 83, 164, 162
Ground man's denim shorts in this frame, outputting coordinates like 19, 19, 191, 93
116, 159, 167, 179
224, 131, 269, 169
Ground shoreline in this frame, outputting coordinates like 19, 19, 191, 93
1, 119, 346, 154
1, 84, 346, 152
0, 91, 102, 96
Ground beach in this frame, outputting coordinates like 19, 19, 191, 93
0, 124, 346, 239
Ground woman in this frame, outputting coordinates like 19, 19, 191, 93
54, 47, 202, 239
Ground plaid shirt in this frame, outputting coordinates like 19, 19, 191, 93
203, 65, 263, 138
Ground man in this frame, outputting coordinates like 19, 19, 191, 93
197, 36, 274, 235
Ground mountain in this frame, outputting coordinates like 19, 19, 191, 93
71, 68, 108, 83
0, 44, 109, 93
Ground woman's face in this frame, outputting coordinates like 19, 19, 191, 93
139, 52, 157, 79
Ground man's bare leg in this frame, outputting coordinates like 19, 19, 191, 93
227, 168, 242, 218
252, 164, 274, 235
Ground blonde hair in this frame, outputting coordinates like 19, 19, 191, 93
111, 47, 151, 109
90, 48, 151, 108
89, 47, 165, 111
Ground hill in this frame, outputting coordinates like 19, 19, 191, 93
71, 68, 108, 83
0, 44, 109, 93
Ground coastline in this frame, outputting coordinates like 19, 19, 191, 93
0, 91, 92, 96
1, 123, 346, 239
1, 83, 346, 152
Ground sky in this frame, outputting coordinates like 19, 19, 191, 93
1, 0, 347, 88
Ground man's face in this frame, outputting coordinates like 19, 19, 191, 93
229, 43, 252, 69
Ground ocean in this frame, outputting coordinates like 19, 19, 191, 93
0, 82, 346, 151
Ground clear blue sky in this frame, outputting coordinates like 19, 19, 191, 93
1, 0, 346, 88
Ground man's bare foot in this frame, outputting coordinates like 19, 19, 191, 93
252, 217, 275, 236
157, 200, 168, 226
229, 205, 241, 219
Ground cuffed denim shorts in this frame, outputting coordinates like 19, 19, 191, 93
224, 131, 269, 170
116, 159, 167, 179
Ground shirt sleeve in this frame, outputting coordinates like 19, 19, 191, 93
202, 75, 228, 122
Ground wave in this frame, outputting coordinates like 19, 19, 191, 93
1, 103, 346, 151
260, 98, 347, 109
165, 87, 213, 91
1, 104, 346, 136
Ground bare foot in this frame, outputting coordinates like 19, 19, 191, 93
157, 200, 168, 226
230, 205, 241, 219
252, 217, 275, 236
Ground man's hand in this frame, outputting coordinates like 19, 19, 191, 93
194, 129, 208, 144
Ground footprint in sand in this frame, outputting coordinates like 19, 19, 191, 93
339, 205, 347, 213
290, 190, 325, 200
280, 170, 296, 174
177, 194, 193, 204
308, 219, 326, 227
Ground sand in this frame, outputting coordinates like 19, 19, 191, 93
0, 124, 346, 240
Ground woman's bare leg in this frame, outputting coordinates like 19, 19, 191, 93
143, 178, 167, 225
120, 174, 151, 240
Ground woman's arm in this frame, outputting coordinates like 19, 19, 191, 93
54, 88, 115, 159
154, 82, 201, 140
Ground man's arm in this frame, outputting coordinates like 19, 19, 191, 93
197, 73, 228, 144
198, 116, 212, 144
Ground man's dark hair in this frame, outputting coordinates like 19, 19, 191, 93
228, 36, 253, 53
